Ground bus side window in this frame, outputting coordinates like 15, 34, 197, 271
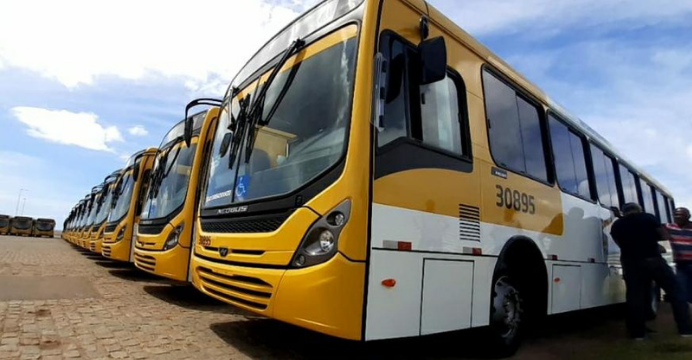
380, 35, 411, 147
654, 189, 667, 223
640, 180, 655, 215
379, 33, 470, 157
549, 115, 591, 200
483, 69, 548, 182
590, 144, 612, 208
617, 164, 638, 206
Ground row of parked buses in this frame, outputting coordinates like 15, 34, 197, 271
0, 215, 56, 237
60, 0, 679, 355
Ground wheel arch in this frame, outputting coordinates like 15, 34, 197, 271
493, 235, 549, 317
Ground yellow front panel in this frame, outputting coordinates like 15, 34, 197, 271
273, 254, 365, 340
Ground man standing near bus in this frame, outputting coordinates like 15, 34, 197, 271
665, 207, 692, 302
611, 203, 692, 339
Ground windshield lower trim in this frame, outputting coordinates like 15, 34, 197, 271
201, 160, 345, 219
138, 203, 184, 227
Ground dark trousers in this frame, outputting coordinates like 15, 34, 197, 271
623, 256, 692, 337
678, 262, 692, 303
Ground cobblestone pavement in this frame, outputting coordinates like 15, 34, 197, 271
1, 235, 691, 360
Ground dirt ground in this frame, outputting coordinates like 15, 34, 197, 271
1, 235, 692, 360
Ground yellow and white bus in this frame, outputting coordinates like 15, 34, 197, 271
134, 108, 220, 281
33, 218, 56, 238
102, 148, 157, 262
0, 215, 10, 235
88, 171, 122, 253
185, 0, 677, 354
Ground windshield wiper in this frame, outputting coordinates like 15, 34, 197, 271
242, 38, 305, 164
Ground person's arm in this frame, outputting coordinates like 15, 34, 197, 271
658, 224, 671, 241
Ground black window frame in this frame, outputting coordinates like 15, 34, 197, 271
546, 111, 595, 203
615, 162, 641, 208
639, 179, 655, 215
481, 65, 553, 186
589, 142, 622, 209
653, 188, 668, 224
376, 31, 473, 164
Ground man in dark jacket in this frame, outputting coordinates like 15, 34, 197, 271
611, 203, 692, 339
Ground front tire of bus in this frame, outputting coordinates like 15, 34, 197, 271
488, 272, 524, 357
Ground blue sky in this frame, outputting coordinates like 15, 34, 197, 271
1, 0, 691, 228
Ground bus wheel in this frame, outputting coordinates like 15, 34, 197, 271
489, 274, 524, 357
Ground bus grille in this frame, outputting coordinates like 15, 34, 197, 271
197, 266, 272, 310
200, 212, 292, 234
138, 223, 166, 235
134, 253, 156, 272
459, 204, 481, 242
104, 223, 118, 233
89, 243, 96, 252
102, 246, 111, 257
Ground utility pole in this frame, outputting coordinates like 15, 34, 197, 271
21, 197, 27, 216
15, 188, 27, 216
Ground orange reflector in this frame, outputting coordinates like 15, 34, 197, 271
381, 279, 397, 288
554, 277, 561, 283
397, 242, 412, 251
472, 247, 483, 256
548, 254, 558, 261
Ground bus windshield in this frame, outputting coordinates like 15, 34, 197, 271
141, 142, 197, 220
14, 217, 31, 229
85, 196, 100, 227
108, 172, 135, 223
0, 218, 9, 227
203, 30, 357, 209
36, 221, 54, 231
94, 186, 114, 225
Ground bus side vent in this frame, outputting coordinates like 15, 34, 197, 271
459, 204, 481, 242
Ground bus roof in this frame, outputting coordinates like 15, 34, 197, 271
421, 0, 672, 196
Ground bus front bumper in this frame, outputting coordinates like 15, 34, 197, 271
102, 237, 132, 262
89, 239, 103, 254
133, 245, 190, 282
190, 252, 364, 340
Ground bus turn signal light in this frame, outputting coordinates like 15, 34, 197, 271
381, 279, 397, 288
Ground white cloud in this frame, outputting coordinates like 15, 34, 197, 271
11, 107, 123, 152
429, 0, 692, 36
128, 125, 149, 137
0, 0, 319, 88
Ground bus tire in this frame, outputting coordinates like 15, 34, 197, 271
488, 270, 524, 357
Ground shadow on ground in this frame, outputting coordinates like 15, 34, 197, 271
143, 285, 247, 314
108, 268, 169, 283
93, 260, 131, 269
209, 305, 632, 360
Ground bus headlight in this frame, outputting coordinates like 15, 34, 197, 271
163, 223, 184, 250
291, 200, 351, 268
115, 225, 127, 242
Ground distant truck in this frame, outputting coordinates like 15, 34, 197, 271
0, 215, 10, 235
33, 218, 56, 238
9, 216, 33, 236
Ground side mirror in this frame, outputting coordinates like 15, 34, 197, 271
133, 164, 140, 180
419, 36, 447, 85
610, 206, 622, 218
